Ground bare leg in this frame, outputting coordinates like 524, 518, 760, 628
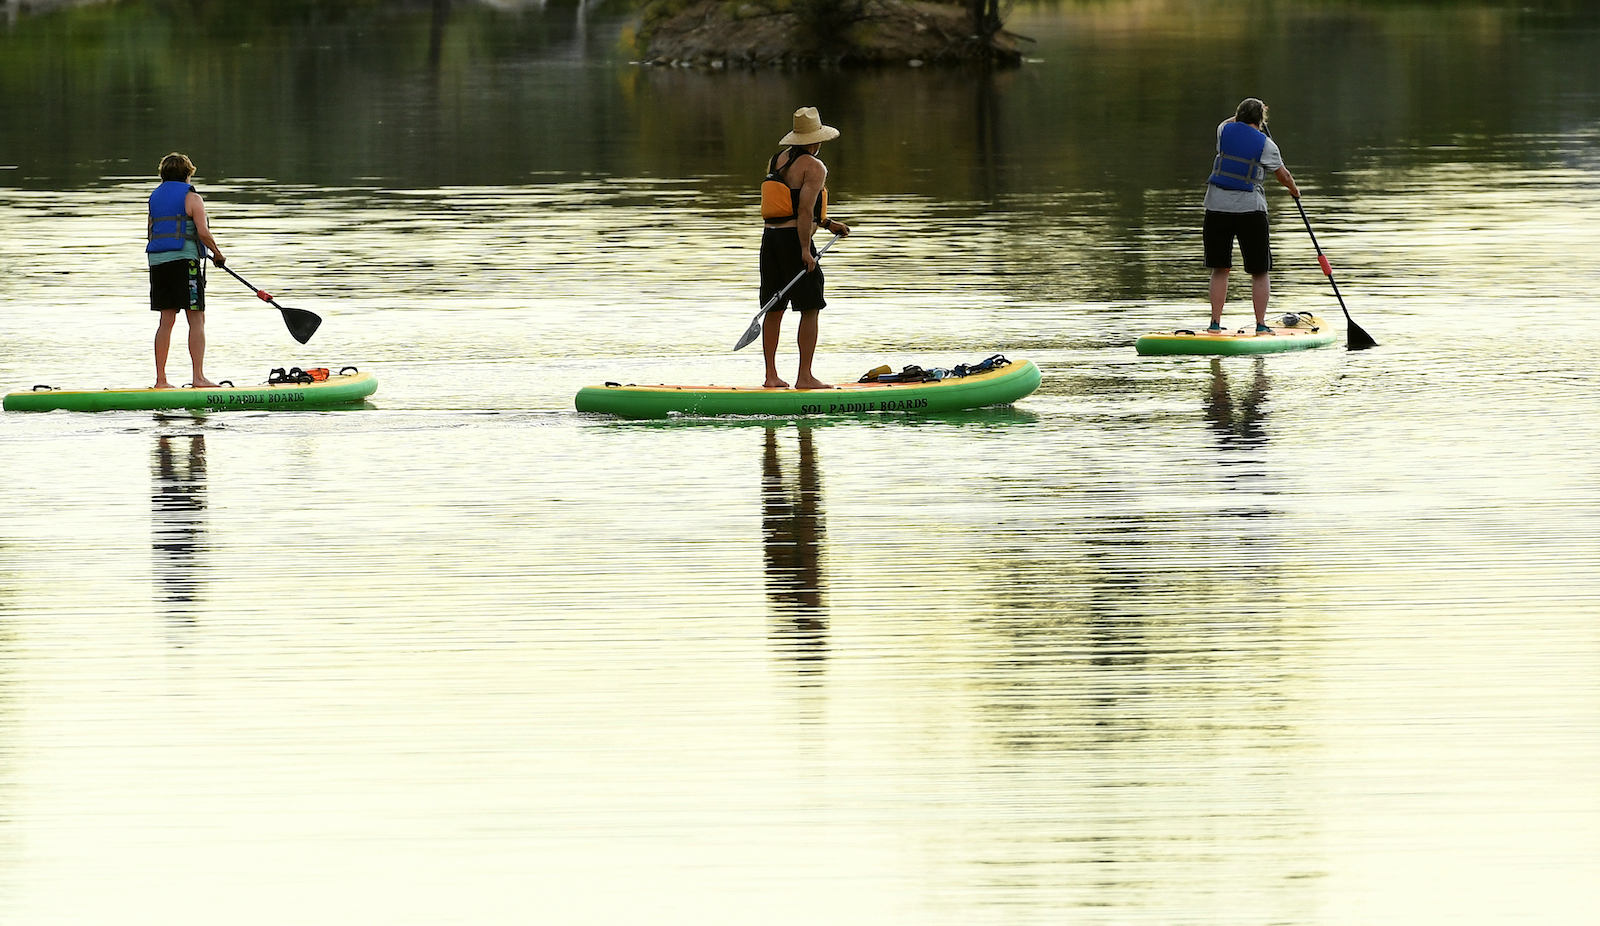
794, 309, 830, 390
154, 309, 179, 388
186, 310, 218, 387
1251, 273, 1271, 328
1208, 268, 1230, 327
762, 309, 789, 388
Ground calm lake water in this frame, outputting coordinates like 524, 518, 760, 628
2, 1, 1599, 923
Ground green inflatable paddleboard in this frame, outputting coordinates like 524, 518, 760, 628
4, 370, 378, 412
576, 358, 1041, 420
1136, 313, 1336, 356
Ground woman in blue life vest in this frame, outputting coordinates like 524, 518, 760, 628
1203, 98, 1300, 333
147, 152, 226, 389
759, 107, 850, 390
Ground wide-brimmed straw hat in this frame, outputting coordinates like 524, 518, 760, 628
780, 107, 840, 146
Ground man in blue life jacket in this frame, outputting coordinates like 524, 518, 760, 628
1203, 98, 1300, 334
147, 152, 226, 388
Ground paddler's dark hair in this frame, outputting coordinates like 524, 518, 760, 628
158, 152, 196, 182
1234, 98, 1268, 127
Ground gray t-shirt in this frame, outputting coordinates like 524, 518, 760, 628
1202, 122, 1284, 214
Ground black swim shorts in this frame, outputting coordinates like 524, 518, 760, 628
149, 259, 205, 312
759, 226, 825, 313
1203, 210, 1272, 275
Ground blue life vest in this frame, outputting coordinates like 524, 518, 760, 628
147, 180, 197, 254
1208, 122, 1268, 192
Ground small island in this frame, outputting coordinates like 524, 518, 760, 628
634, 0, 1025, 68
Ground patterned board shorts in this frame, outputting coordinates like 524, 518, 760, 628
150, 259, 205, 311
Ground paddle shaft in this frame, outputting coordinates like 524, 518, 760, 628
1292, 196, 1376, 349
212, 260, 323, 344
1292, 198, 1350, 309
216, 262, 284, 308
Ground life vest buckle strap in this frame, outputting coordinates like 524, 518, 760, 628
148, 214, 190, 240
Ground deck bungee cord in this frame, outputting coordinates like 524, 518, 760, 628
859, 354, 1014, 384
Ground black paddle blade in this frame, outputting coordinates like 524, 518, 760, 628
1345, 317, 1378, 351
279, 305, 322, 344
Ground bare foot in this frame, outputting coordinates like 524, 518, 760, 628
764, 377, 790, 389
153, 381, 175, 389
192, 378, 220, 388
795, 377, 833, 390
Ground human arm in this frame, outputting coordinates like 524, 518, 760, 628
1258, 135, 1298, 198
1275, 166, 1301, 199
795, 160, 826, 271
186, 191, 225, 266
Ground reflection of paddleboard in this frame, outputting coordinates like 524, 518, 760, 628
575, 359, 1041, 420
4, 371, 377, 412
1136, 313, 1336, 356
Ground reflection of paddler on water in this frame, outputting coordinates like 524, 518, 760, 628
152, 431, 208, 626
759, 107, 851, 390
1203, 357, 1271, 447
762, 427, 826, 661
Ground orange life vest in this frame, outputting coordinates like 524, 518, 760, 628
761, 147, 827, 226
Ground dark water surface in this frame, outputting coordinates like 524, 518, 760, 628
2, 2, 1599, 923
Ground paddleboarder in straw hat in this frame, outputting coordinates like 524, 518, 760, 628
758, 106, 850, 389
